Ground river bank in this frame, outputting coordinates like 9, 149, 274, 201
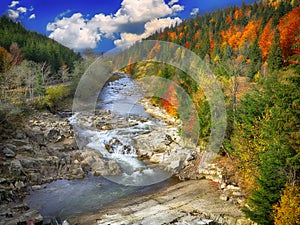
0, 74, 254, 225
68, 179, 252, 225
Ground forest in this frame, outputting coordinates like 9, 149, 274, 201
121, 1, 300, 224
0, 0, 299, 224
0, 15, 90, 115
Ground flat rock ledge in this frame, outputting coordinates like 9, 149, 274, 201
68, 179, 255, 225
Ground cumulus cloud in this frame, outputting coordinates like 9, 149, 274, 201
190, 8, 199, 16
9, 1, 19, 8
7, 2, 32, 20
47, 13, 101, 50
29, 14, 35, 20
8, 9, 19, 20
168, 0, 179, 6
47, 0, 184, 50
17, 7, 27, 13
114, 17, 182, 49
171, 4, 184, 13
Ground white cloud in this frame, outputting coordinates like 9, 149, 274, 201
17, 7, 27, 13
29, 6, 34, 11
29, 14, 35, 20
115, 0, 173, 23
8, 9, 19, 20
190, 8, 199, 16
56, 9, 72, 19
47, 13, 101, 50
9, 1, 19, 8
114, 17, 182, 49
168, 0, 179, 6
47, 0, 184, 50
171, 4, 184, 13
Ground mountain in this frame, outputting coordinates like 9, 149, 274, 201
147, 0, 299, 71
0, 15, 81, 73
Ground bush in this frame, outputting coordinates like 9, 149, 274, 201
34, 84, 69, 111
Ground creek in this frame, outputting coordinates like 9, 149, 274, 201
24, 74, 177, 224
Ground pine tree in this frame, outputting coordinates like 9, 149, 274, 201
267, 31, 284, 72
248, 40, 262, 79
242, 71, 300, 225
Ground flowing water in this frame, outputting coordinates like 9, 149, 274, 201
24, 73, 175, 224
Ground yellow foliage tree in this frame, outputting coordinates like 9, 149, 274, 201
273, 184, 300, 225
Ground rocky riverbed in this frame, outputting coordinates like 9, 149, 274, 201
0, 74, 255, 225
0, 104, 255, 225
68, 179, 253, 225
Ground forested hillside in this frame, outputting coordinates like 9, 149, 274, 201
0, 15, 81, 73
123, 1, 300, 225
0, 15, 88, 117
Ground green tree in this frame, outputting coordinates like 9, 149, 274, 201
248, 40, 262, 79
267, 31, 284, 72
242, 70, 300, 225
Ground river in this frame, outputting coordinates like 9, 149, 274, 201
24, 73, 178, 224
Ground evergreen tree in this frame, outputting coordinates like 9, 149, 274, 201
248, 40, 262, 79
267, 31, 284, 72
242, 71, 300, 225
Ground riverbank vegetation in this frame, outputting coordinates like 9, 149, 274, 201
121, 1, 300, 224
0, 16, 96, 116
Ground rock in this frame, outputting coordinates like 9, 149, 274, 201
31, 185, 42, 191
14, 181, 25, 190
16, 156, 39, 169
47, 129, 61, 141
10, 160, 23, 172
233, 191, 243, 197
4, 144, 16, 151
220, 193, 229, 201
15, 130, 26, 139
29, 128, 46, 145
48, 143, 66, 152
226, 185, 240, 191
149, 153, 164, 163
12, 203, 29, 211
10, 139, 28, 147
16, 145, 34, 154
2, 147, 16, 158
168, 159, 181, 171
220, 182, 227, 190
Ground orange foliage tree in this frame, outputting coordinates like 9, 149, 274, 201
221, 25, 242, 49
259, 19, 275, 61
234, 8, 243, 20
238, 20, 261, 47
278, 6, 300, 61
162, 82, 179, 117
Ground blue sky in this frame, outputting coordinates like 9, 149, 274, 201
1, 0, 257, 52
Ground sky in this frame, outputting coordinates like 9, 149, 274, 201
1, 0, 258, 52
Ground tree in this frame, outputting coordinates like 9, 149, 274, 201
267, 31, 284, 71
259, 19, 275, 61
242, 70, 300, 225
277, 6, 300, 60
0, 46, 13, 74
9, 42, 23, 66
248, 40, 262, 79
273, 184, 300, 225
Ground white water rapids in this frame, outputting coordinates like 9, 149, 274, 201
24, 73, 178, 224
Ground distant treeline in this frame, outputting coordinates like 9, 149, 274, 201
0, 15, 81, 73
